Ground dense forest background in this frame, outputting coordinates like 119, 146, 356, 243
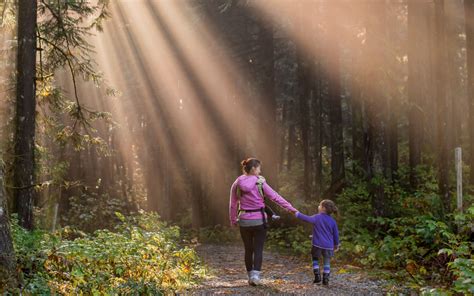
0, 0, 473, 294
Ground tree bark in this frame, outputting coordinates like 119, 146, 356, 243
407, 0, 428, 188
258, 20, 279, 188
365, 1, 389, 217
13, 0, 38, 230
296, 3, 312, 199
326, 2, 345, 189
434, 0, 451, 214
445, 0, 464, 150
287, 100, 296, 171
0, 167, 17, 289
312, 64, 323, 197
386, 0, 400, 179
191, 172, 203, 230
279, 99, 288, 171
465, 0, 474, 186
350, 75, 367, 175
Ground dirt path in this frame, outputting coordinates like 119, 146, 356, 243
190, 244, 388, 295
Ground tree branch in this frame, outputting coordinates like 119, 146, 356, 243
36, 35, 84, 124
5, 180, 52, 190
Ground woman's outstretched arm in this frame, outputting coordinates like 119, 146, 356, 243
262, 182, 297, 213
229, 180, 239, 226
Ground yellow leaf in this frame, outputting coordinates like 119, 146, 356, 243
337, 268, 349, 274
40, 89, 50, 97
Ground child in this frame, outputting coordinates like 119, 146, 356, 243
295, 199, 339, 286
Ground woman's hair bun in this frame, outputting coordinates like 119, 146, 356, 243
241, 158, 261, 174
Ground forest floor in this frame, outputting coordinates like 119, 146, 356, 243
189, 244, 397, 295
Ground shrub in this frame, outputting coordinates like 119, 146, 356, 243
198, 224, 240, 243
11, 212, 206, 295
266, 225, 312, 256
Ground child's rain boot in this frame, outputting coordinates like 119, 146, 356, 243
313, 269, 321, 284
322, 272, 330, 285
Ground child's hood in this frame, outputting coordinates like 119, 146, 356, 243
237, 175, 259, 192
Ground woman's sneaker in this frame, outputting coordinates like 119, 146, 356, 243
249, 270, 262, 286
247, 271, 255, 286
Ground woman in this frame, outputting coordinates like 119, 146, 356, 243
229, 158, 298, 286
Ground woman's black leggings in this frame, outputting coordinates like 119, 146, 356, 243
239, 225, 267, 271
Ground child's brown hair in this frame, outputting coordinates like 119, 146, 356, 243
320, 199, 338, 215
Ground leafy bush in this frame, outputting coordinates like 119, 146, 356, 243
340, 206, 474, 293
272, 161, 473, 293
63, 189, 131, 232
198, 224, 240, 243
266, 225, 312, 256
439, 207, 474, 295
10, 212, 206, 295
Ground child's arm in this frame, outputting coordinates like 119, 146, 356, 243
295, 212, 317, 224
229, 181, 239, 226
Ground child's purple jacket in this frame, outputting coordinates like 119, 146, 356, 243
296, 212, 340, 250
229, 175, 297, 226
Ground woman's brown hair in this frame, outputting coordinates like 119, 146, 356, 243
241, 158, 261, 174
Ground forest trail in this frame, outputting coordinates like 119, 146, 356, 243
190, 244, 390, 295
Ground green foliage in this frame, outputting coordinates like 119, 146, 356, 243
34, 0, 115, 148
272, 163, 473, 293
339, 205, 474, 293
10, 212, 206, 295
440, 207, 474, 295
63, 188, 130, 232
197, 224, 240, 243
334, 164, 474, 292
266, 225, 312, 256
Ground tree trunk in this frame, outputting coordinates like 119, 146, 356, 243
326, 2, 345, 190
287, 100, 296, 171
296, 3, 312, 199
365, 1, 389, 217
445, 0, 464, 150
350, 75, 366, 175
426, 7, 439, 154
191, 172, 203, 230
386, 0, 399, 179
465, 0, 474, 186
0, 167, 17, 289
258, 20, 279, 188
407, 0, 428, 188
434, 0, 451, 214
279, 99, 288, 171
312, 64, 323, 197
13, 0, 37, 230
388, 103, 398, 178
